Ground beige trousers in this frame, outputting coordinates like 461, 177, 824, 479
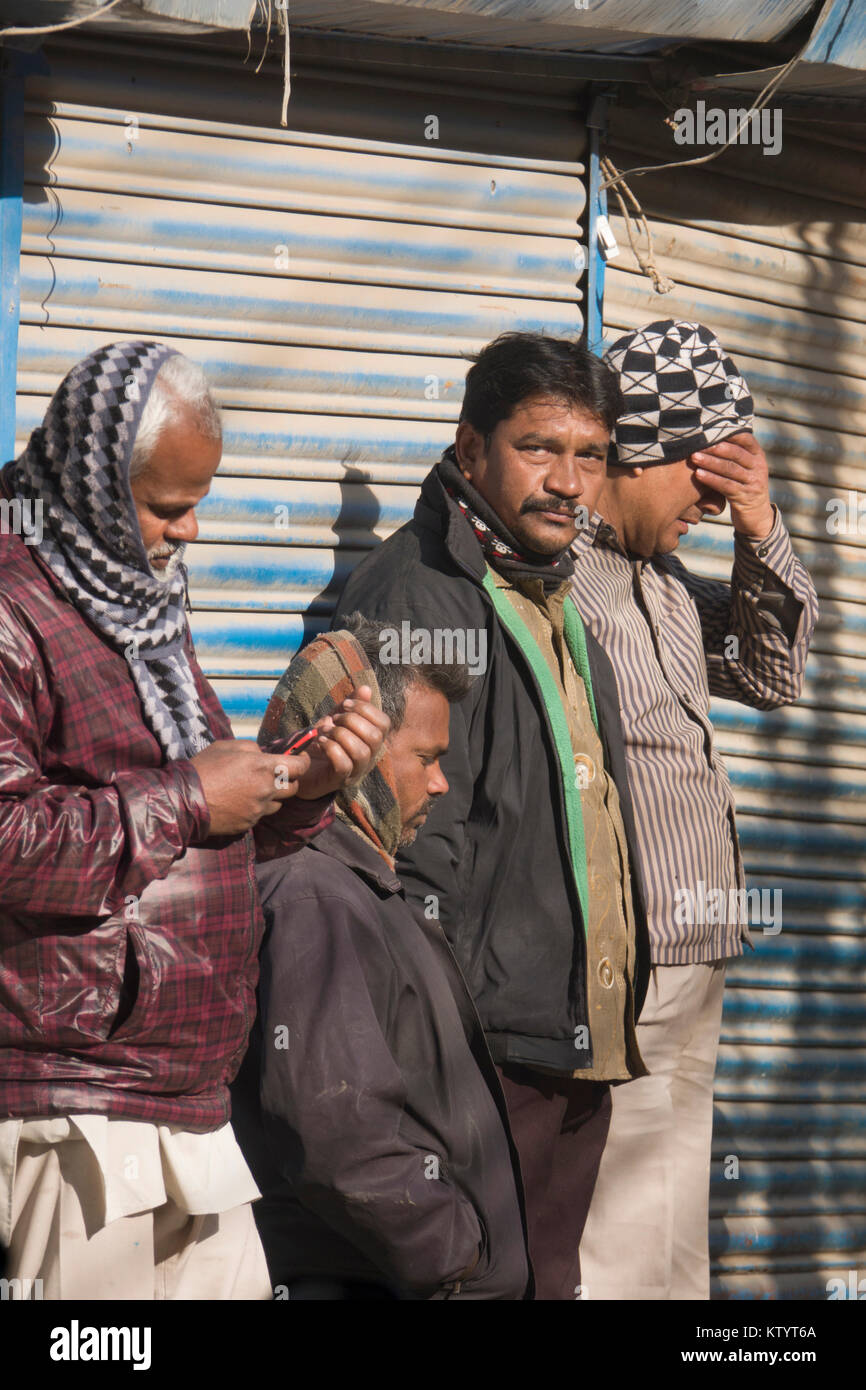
578, 961, 726, 1300
4, 1136, 272, 1300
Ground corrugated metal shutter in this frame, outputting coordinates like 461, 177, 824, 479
15, 32, 587, 737
604, 102, 866, 1299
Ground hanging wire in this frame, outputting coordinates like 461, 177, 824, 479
600, 155, 674, 294
599, 38, 810, 195
242, 1, 290, 123
0, 0, 124, 39
278, 0, 290, 128
243, 0, 256, 65
255, 0, 273, 75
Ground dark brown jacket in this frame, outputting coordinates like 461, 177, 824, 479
231, 818, 530, 1300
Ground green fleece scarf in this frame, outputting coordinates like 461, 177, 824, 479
482, 569, 597, 936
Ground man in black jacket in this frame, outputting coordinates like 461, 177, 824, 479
232, 618, 529, 1300
333, 332, 651, 1299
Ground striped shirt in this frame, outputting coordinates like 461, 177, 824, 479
569, 508, 818, 964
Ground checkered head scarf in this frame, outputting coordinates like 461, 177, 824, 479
604, 319, 754, 466
259, 630, 403, 868
4, 340, 213, 762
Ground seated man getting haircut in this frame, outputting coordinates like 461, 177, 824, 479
232, 614, 530, 1301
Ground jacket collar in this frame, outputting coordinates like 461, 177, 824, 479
415, 457, 488, 584
311, 817, 403, 896
417, 453, 578, 591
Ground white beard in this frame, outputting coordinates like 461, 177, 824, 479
147, 544, 184, 586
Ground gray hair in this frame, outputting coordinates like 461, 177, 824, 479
129, 354, 222, 479
340, 611, 473, 731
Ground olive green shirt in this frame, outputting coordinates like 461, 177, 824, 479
492, 567, 645, 1082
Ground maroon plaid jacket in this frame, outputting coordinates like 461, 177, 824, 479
0, 520, 332, 1130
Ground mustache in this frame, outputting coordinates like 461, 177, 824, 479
147, 541, 183, 561
521, 498, 581, 516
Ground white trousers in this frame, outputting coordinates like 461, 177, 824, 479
3, 1133, 271, 1300
578, 961, 726, 1300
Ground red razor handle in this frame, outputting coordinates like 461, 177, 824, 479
266, 724, 320, 756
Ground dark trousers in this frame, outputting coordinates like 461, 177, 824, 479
282, 1278, 397, 1300
497, 1063, 612, 1301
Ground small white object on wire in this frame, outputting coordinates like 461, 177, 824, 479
595, 214, 620, 263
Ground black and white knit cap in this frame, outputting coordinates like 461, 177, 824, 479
603, 319, 754, 466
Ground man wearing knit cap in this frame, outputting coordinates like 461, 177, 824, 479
572, 319, 818, 1300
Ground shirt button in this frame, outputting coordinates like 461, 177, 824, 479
758, 545, 770, 558
574, 753, 596, 788
598, 958, 614, 990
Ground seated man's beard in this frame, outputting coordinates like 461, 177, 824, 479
398, 795, 436, 848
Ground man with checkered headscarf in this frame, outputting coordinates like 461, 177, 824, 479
571, 320, 818, 1300
0, 342, 388, 1300
232, 617, 529, 1300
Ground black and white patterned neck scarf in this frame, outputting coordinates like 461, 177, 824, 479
4, 340, 213, 761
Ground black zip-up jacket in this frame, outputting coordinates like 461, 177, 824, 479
334, 462, 651, 1073
231, 819, 530, 1300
